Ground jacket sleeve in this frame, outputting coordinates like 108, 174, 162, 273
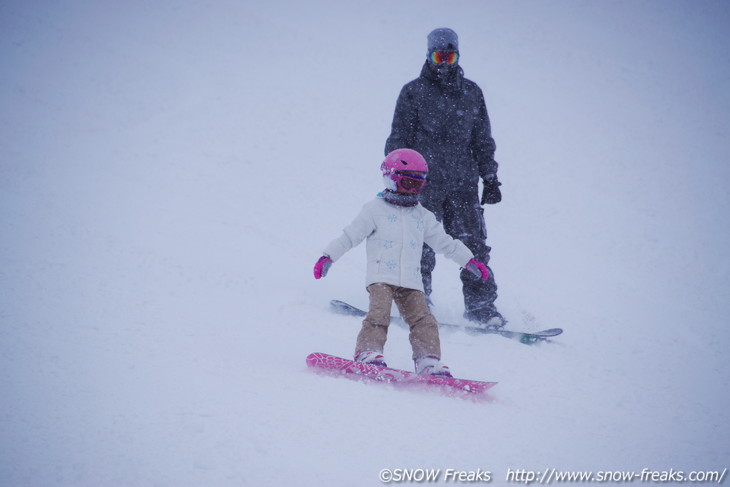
323, 204, 376, 262
470, 88, 499, 179
384, 84, 417, 155
422, 210, 474, 267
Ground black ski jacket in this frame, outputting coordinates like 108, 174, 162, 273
385, 62, 498, 192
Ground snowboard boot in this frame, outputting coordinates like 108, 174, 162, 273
464, 306, 506, 329
354, 350, 387, 368
414, 356, 453, 378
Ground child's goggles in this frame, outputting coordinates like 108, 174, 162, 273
395, 170, 427, 193
429, 50, 459, 65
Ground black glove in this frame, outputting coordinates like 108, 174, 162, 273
481, 177, 502, 205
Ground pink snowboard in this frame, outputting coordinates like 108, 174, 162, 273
306, 352, 497, 398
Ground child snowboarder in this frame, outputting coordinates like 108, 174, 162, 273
313, 148, 490, 377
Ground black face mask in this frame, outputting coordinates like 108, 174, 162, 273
429, 61, 458, 81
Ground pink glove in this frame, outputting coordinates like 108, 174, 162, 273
465, 259, 489, 280
313, 256, 333, 279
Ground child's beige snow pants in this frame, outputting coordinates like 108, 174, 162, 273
355, 283, 441, 360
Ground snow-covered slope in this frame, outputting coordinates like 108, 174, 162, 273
1, 1, 729, 485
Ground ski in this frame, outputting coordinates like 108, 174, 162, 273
330, 299, 562, 344
306, 352, 497, 398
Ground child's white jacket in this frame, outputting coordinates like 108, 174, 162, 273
323, 194, 474, 292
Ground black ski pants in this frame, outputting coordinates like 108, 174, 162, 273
419, 188, 498, 314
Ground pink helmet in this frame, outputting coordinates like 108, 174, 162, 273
381, 148, 429, 194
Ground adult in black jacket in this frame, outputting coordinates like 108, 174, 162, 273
385, 28, 505, 327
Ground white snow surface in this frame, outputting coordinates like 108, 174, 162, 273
1, 1, 729, 486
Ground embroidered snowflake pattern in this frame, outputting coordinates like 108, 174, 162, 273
409, 240, 418, 249
385, 260, 398, 270
384, 240, 394, 249
415, 219, 425, 231
388, 214, 398, 223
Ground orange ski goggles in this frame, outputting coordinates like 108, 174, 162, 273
429, 50, 459, 65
